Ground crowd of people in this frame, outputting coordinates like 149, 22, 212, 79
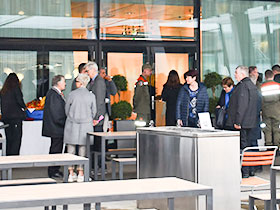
1, 61, 280, 180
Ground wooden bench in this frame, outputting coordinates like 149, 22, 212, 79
0, 177, 213, 210
111, 157, 136, 180
0, 178, 57, 187
249, 193, 280, 210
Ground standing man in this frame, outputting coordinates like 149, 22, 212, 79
71, 63, 87, 91
42, 75, 66, 178
272, 64, 280, 83
99, 67, 117, 131
133, 63, 153, 125
261, 69, 280, 147
226, 66, 258, 178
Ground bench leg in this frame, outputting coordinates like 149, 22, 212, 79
7, 169, 12, 180
63, 204, 68, 210
168, 198, 174, 210
51, 206, 56, 210
1, 170, 7, 180
112, 160, 116, 180
119, 163, 123, 180
84, 203, 91, 210
249, 196, 255, 210
44, 206, 49, 210
94, 153, 98, 180
95, 202, 101, 210
63, 166, 68, 183
264, 200, 271, 210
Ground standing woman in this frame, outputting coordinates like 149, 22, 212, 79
176, 70, 209, 127
161, 70, 182, 126
64, 73, 96, 182
0, 73, 26, 155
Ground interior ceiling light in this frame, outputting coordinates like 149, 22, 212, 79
18, 11, 24, 15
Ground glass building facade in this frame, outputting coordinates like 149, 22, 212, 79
0, 0, 279, 123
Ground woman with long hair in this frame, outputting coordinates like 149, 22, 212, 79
0, 73, 26, 155
161, 70, 182, 126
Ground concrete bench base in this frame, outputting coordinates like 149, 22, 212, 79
111, 157, 136, 180
0, 178, 57, 187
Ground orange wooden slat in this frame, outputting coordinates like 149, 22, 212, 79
242, 160, 273, 166
243, 151, 274, 156
243, 156, 273, 161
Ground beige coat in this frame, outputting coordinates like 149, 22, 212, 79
63, 87, 96, 145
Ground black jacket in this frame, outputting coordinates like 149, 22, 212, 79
226, 77, 258, 129
274, 74, 280, 83
161, 84, 182, 126
0, 86, 26, 121
42, 88, 66, 138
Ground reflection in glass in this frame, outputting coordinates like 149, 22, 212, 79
101, 1, 195, 41
0, 0, 96, 39
201, 0, 280, 81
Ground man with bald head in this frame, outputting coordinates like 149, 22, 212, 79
226, 65, 258, 178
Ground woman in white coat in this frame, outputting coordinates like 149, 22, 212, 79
64, 73, 96, 182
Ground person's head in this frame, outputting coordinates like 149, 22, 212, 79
0, 73, 20, 95
265, 69, 274, 81
165, 70, 180, 87
52, 75, 65, 91
272, 64, 280, 75
78, 63, 87, 74
76, 73, 90, 88
249, 66, 259, 79
235, 65, 249, 82
221, 77, 234, 93
99, 67, 106, 79
84, 61, 98, 79
142, 63, 152, 78
184, 70, 198, 85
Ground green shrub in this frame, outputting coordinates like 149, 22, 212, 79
204, 72, 222, 98
112, 75, 127, 92
111, 100, 132, 120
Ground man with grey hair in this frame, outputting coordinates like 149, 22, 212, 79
84, 62, 106, 172
226, 65, 258, 178
42, 75, 67, 178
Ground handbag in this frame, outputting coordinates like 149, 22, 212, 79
215, 106, 226, 128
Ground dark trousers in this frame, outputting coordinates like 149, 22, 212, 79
3, 120, 22, 156
240, 128, 253, 176
48, 137, 63, 176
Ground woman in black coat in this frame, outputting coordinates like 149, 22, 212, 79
161, 70, 182, 126
0, 73, 26, 155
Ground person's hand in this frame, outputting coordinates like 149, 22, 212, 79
93, 120, 99, 126
216, 105, 221, 109
177, 119, 183, 127
104, 75, 112, 81
234, 124, 241, 130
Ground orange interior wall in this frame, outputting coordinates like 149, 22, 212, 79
107, 53, 143, 105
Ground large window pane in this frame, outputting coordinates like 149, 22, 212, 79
49, 51, 88, 98
0, 50, 37, 103
101, 0, 195, 41
0, 0, 96, 39
201, 0, 280, 81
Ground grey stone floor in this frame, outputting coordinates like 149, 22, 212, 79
4, 157, 280, 210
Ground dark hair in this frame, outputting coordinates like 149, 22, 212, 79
78, 63, 86, 73
52, 75, 64, 86
221, 77, 234, 87
142, 63, 152, 72
265, 69, 274, 79
272, 64, 280, 73
164, 70, 180, 87
184, 70, 198, 79
0, 73, 20, 95
249, 66, 257, 74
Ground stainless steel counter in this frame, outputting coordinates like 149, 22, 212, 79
137, 126, 240, 210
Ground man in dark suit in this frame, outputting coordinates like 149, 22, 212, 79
42, 75, 66, 178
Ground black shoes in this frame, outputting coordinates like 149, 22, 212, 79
242, 174, 250, 178
49, 171, 63, 179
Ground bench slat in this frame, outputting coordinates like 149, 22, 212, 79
0, 178, 57, 187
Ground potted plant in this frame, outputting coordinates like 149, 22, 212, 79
112, 75, 128, 102
203, 72, 222, 117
